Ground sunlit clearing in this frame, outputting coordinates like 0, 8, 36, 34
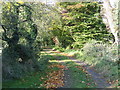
49, 60, 73, 63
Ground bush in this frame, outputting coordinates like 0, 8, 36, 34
2, 45, 49, 80
74, 40, 118, 82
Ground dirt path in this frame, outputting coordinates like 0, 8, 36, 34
43, 49, 111, 88
66, 58, 111, 88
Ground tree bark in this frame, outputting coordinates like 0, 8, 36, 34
52, 36, 60, 46
102, 0, 118, 45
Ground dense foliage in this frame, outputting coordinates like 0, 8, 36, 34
1, 1, 118, 88
1, 2, 63, 80
50, 2, 113, 49
1, 2, 48, 80
2, 2, 37, 48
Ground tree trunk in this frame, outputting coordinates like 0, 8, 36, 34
52, 36, 60, 46
102, 0, 118, 45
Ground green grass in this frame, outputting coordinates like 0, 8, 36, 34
2, 62, 60, 88
2, 53, 59, 88
64, 49, 78, 53
3, 71, 47, 88
3, 50, 96, 88
2, 51, 62, 88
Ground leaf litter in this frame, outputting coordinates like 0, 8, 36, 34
40, 63, 65, 88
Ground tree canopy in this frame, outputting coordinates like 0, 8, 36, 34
49, 2, 113, 49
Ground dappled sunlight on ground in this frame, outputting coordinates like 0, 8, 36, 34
41, 49, 75, 58
46, 49, 112, 88
60, 53, 75, 57
3, 49, 113, 88
49, 59, 73, 63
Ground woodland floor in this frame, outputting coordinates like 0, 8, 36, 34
41, 49, 111, 88
3, 49, 112, 88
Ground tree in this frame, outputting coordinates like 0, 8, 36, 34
1, 2, 37, 48
1, 2, 38, 63
57, 2, 112, 49
30, 3, 62, 47
101, 0, 119, 45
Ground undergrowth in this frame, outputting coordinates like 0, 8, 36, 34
2, 62, 59, 88
65, 40, 118, 86
2, 45, 50, 80
2, 51, 61, 88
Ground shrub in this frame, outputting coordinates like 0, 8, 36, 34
74, 40, 118, 82
2, 45, 49, 80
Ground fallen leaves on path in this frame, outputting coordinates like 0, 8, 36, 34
41, 64, 65, 88
49, 64, 66, 69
